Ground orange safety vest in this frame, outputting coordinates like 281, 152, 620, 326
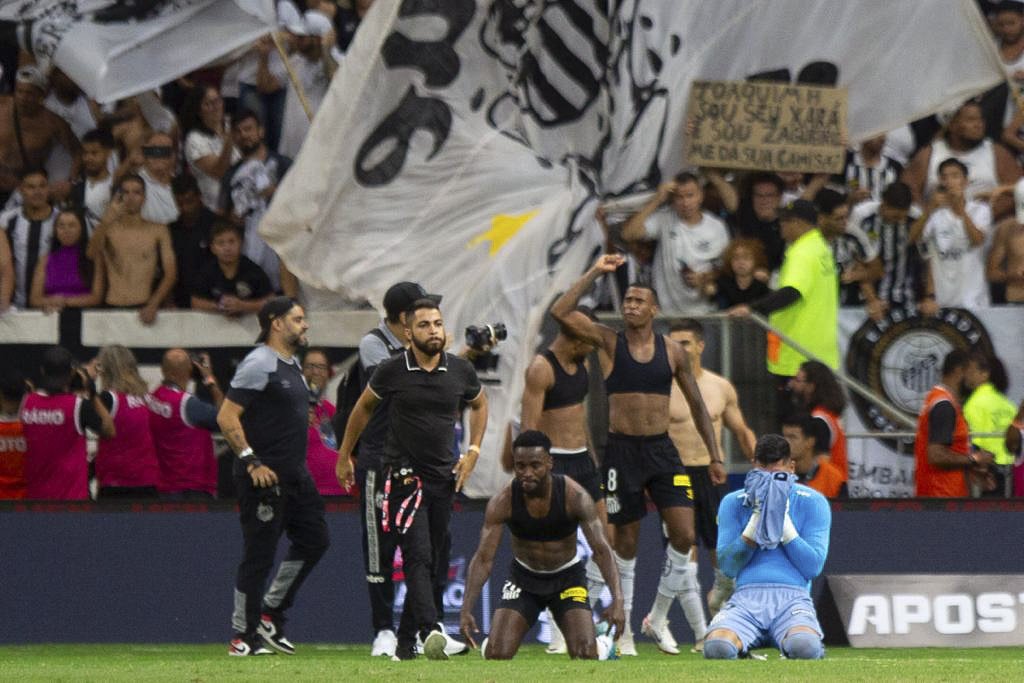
812, 406, 848, 482
914, 385, 970, 497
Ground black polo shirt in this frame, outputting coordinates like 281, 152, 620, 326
368, 349, 482, 483
226, 345, 310, 481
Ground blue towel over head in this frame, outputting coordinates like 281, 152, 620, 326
742, 469, 797, 549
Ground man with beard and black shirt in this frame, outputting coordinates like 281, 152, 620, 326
333, 281, 451, 659
169, 175, 215, 308
337, 298, 489, 661
221, 108, 291, 292
217, 297, 329, 657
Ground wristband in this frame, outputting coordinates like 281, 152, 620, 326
238, 447, 260, 469
467, 445, 481, 454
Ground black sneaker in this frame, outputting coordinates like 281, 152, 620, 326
228, 634, 273, 657
257, 613, 296, 655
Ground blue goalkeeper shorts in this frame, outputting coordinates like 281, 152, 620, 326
707, 583, 822, 651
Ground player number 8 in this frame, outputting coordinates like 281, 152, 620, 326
607, 468, 618, 492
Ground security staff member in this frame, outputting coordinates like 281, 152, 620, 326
338, 298, 488, 661
340, 281, 440, 658
218, 297, 330, 657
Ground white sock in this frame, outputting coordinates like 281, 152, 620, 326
678, 560, 707, 641
651, 545, 689, 626
613, 551, 635, 631
585, 556, 606, 609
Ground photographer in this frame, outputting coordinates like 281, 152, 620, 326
337, 298, 488, 661
21, 346, 114, 500
148, 348, 223, 499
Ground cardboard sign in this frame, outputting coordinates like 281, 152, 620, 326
686, 80, 847, 173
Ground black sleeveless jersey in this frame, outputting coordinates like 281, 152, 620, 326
540, 349, 588, 410
508, 474, 577, 542
604, 331, 672, 396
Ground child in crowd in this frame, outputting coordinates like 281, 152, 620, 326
706, 238, 771, 309
29, 207, 104, 312
190, 221, 272, 316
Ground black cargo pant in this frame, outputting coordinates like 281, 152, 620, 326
232, 472, 329, 636
386, 471, 454, 653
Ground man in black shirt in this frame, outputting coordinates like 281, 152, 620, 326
191, 221, 272, 316
169, 175, 214, 308
335, 281, 439, 658
218, 297, 329, 657
338, 298, 488, 661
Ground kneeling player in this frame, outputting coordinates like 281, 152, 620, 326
704, 434, 830, 660
460, 430, 624, 659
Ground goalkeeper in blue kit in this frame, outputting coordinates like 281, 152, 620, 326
704, 434, 830, 660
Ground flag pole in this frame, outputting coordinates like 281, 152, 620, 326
271, 31, 314, 122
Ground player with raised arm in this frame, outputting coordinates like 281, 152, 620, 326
549, 254, 724, 655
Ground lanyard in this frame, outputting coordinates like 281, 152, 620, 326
382, 471, 422, 535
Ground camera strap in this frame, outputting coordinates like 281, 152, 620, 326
382, 470, 422, 535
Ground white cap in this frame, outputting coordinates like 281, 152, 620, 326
1014, 177, 1024, 224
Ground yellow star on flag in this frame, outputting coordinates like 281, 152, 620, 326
468, 210, 539, 256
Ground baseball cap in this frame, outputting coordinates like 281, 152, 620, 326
778, 199, 818, 225
256, 296, 300, 343
383, 282, 442, 320
16, 65, 48, 92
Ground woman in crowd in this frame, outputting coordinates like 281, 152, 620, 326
181, 85, 240, 212
29, 207, 104, 312
94, 345, 160, 498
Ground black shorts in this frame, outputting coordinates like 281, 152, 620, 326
498, 560, 589, 626
551, 449, 603, 502
686, 465, 728, 549
602, 432, 693, 525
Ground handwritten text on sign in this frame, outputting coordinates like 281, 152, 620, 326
686, 80, 847, 174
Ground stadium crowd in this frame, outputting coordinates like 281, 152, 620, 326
1, 0, 1023, 502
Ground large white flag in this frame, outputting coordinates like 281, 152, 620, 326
262, 0, 1004, 497
1, 0, 276, 103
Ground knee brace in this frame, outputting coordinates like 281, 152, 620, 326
783, 631, 824, 660
702, 637, 738, 660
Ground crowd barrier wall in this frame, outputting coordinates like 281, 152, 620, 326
2, 500, 1022, 644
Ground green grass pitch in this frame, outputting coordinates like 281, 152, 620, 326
1, 644, 1022, 682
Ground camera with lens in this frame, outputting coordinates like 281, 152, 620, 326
465, 323, 507, 351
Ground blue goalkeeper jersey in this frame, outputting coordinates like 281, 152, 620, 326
716, 482, 831, 590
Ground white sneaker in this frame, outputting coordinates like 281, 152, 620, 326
641, 614, 679, 655
545, 619, 567, 654
616, 622, 638, 656
437, 623, 469, 656
371, 629, 397, 657
423, 631, 448, 661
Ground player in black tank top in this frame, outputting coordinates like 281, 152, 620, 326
548, 254, 726, 655
460, 431, 624, 660
508, 474, 577, 541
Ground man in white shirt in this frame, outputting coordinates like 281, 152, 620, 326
910, 158, 992, 308
621, 172, 730, 314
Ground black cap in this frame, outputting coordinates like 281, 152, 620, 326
997, 0, 1024, 14
383, 282, 442, 320
256, 297, 299, 343
778, 199, 818, 225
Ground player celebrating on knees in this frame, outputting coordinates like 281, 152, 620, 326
460, 430, 624, 660
704, 434, 830, 661
551, 254, 724, 655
